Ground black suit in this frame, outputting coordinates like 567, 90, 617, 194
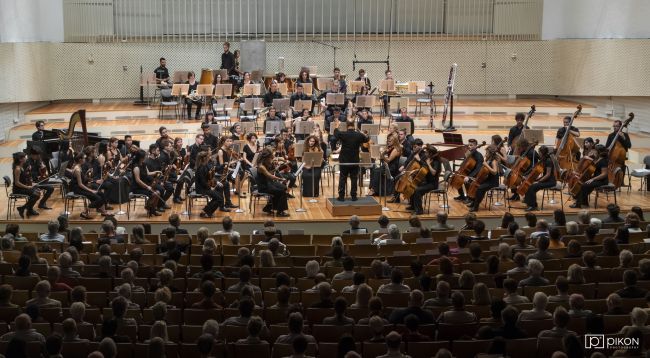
334, 127, 369, 199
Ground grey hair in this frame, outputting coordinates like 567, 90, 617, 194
532, 291, 548, 309
388, 224, 401, 241
619, 249, 633, 267
528, 259, 544, 275
565, 221, 579, 235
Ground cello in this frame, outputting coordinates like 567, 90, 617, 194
449, 141, 487, 190
555, 105, 583, 172
607, 113, 634, 188
394, 147, 429, 199
510, 105, 536, 155
516, 151, 551, 197
505, 139, 538, 189
467, 146, 498, 198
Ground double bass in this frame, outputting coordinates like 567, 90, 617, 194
510, 105, 536, 155
449, 141, 487, 190
556, 105, 582, 172
607, 113, 634, 188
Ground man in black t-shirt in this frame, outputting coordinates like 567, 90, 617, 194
334, 120, 369, 201
507, 113, 528, 154
605, 119, 632, 151
154, 57, 170, 87
556, 116, 580, 141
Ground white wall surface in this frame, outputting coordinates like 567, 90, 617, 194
0, 0, 64, 43
543, 0, 650, 39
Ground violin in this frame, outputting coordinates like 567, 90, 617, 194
449, 141, 487, 190
38, 165, 47, 181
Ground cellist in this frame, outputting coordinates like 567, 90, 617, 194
453, 139, 483, 203
393, 138, 424, 204
582, 137, 598, 159
556, 116, 581, 156
606, 120, 632, 152
408, 145, 442, 215
466, 145, 500, 213
507, 137, 540, 201
522, 145, 556, 212
570, 145, 608, 209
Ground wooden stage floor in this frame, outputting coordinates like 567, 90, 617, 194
1, 177, 648, 225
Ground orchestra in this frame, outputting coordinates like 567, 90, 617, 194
16, 51, 637, 221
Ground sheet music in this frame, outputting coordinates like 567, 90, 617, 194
231, 160, 241, 180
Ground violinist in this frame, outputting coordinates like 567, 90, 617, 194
230, 123, 244, 140
173, 137, 189, 202
201, 122, 218, 151
301, 135, 325, 197
522, 145, 556, 212
507, 113, 529, 154
356, 109, 374, 130
12, 152, 41, 218
582, 137, 598, 159
82, 146, 106, 195
453, 139, 484, 203
394, 107, 415, 136
26, 148, 53, 210
216, 136, 240, 209
272, 133, 297, 192
119, 135, 135, 158
606, 120, 632, 151
334, 120, 369, 201
185, 71, 202, 120
144, 144, 173, 209
173, 137, 187, 162
108, 137, 123, 166
155, 126, 171, 151
131, 149, 165, 216
159, 140, 182, 204
71, 152, 110, 218
570, 145, 609, 209
264, 107, 283, 143
409, 145, 442, 215
257, 149, 290, 217
195, 151, 227, 218
370, 135, 402, 199
466, 145, 500, 213
243, 133, 259, 170
188, 134, 205, 169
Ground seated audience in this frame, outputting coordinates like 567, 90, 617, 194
377, 268, 410, 294
619, 307, 650, 335
323, 297, 355, 325
518, 259, 549, 287
275, 312, 316, 345
617, 270, 648, 298
424, 281, 452, 307
518, 292, 552, 320
0, 314, 45, 342
503, 278, 530, 304
538, 307, 576, 339
401, 314, 430, 342
437, 291, 477, 324
389, 290, 434, 324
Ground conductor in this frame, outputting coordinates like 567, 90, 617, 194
334, 120, 369, 202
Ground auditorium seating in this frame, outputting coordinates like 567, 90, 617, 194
0, 216, 648, 357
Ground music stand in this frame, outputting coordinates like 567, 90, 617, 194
350, 81, 365, 93
272, 98, 291, 114
294, 100, 313, 112
171, 84, 189, 97
243, 97, 263, 112
443, 132, 464, 145
522, 129, 544, 145
277, 83, 288, 96
295, 121, 314, 137
326, 93, 345, 107
390, 97, 409, 113
294, 142, 305, 157
208, 124, 222, 137
240, 121, 256, 134
379, 79, 396, 92
303, 152, 324, 204
172, 71, 190, 84
243, 84, 261, 96
370, 145, 381, 159
395, 121, 412, 135
356, 95, 376, 109
302, 83, 313, 95
214, 84, 232, 98
265, 121, 283, 135
317, 77, 335, 91
361, 124, 380, 136
232, 141, 244, 154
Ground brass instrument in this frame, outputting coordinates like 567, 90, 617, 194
187, 89, 201, 101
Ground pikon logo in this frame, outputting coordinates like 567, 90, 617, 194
584, 334, 640, 350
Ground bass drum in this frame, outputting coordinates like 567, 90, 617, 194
200, 68, 214, 85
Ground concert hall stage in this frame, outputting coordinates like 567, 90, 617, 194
2, 97, 650, 232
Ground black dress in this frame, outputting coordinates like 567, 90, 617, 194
70, 168, 105, 209
12, 167, 39, 210
257, 164, 288, 212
